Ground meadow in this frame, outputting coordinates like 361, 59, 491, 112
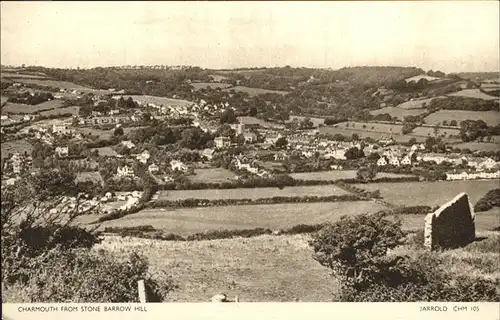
395, 97, 444, 109
410, 125, 461, 138
39, 106, 80, 116
288, 116, 325, 127
191, 82, 232, 91
448, 89, 498, 100
116, 95, 192, 108
222, 86, 288, 97
1, 99, 65, 114
75, 171, 104, 185
14, 79, 94, 91
352, 180, 500, 207
370, 107, 427, 119
76, 128, 114, 139
94, 234, 338, 302
1, 72, 50, 79
92, 147, 118, 157
290, 170, 415, 181
1, 140, 33, 159
424, 110, 500, 127
97, 201, 388, 235
188, 168, 236, 183
453, 141, 500, 152
319, 126, 422, 143
156, 184, 351, 201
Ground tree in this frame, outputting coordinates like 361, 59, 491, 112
114, 127, 124, 137
274, 137, 288, 149
357, 166, 377, 182
449, 120, 458, 126
125, 97, 136, 109
344, 147, 365, 160
220, 108, 237, 124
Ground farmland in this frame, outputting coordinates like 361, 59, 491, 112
238, 116, 282, 128
1, 99, 65, 114
14, 78, 94, 91
405, 75, 440, 83
352, 180, 500, 207
448, 89, 498, 100
1, 140, 33, 159
188, 168, 236, 183
97, 201, 388, 235
370, 107, 427, 119
75, 171, 104, 185
288, 115, 325, 127
395, 96, 444, 109
424, 110, 500, 127
191, 82, 232, 91
222, 86, 288, 97
95, 234, 338, 302
76, 127, 114, 139
115, 95, 192, 108
453, 141, 500, 152
1, 72, 50, 79
410, 126, 461, 138
319, 125, 421, 143
39, 106, 79, 116
92, 147, 118, 157
156, 184, 351, 201
290, 170, 415, 181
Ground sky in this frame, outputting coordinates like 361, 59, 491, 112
1, 1, 499, 72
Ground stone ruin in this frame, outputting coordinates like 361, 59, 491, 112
424, 192, 476, 250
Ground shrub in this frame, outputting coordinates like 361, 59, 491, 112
474, 189, 500, 212
2, 249, 174, 303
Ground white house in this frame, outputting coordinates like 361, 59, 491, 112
214, 136, 231, 149
148, 163, 159, 173
170, 160, 188, 172
117, 165, 134, 177
52, 122, 68, 134
324, 149, 346, 160
121, 140, 136, 149
265, 133, 282, 145
377, 157, 388, 167
55, 146, 69, 158
136, 150, 151, 164
202, 148, 215, 161
446, 171, 469, 181
479, 158, 498, 170
401, 155, 412, 166
243, 132, 257, 143
389, 157, 400, 166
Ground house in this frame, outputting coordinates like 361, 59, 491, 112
109, 109, 120, 115
55, 146, 69, 158
264, 133, 282, 145
163, 175, 174, 183
324, 149, 346, 160
446, 171, 469, 181
243, 132, 257, 143
148, 163, 159, 174
202, 148, 215, 161
170, 160, 188, 172
52, 122, 68, 134
11, 153, 22, 174
377, 157, 388, 167
117, 165, 134, 177
121, 140, 136, 149
479, 158, 498, 170
389, 157, 400, 166
401, 155, 412, 166
214, 136, 231, 149
273, 152, 288, 161
136, 150, 150, 164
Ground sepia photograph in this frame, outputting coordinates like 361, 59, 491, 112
1, 0, 499, 308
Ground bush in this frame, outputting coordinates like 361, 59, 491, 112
2, 249, 174, 303
309, 211, 500, 301
474, 189, 500, 212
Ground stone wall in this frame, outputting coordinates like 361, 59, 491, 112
424, 192, 475, 250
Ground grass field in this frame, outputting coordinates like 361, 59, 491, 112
395, 96, 445, 109
453, 141, 500, 152
288, 116, 325, 127
410, 126, 461, 138
92, 147, 118, 157
1, 99, 65, 114
405, 75, 441, 83
14, 79, 92, 90
156, 184, 351, 201
95, 234, 338, 302
370, 107, 427, 119
352, 180, 500, 207
1, 140, 33, 159
290, 170, 415, 181
39, 106, 80, 116
238, 116, 283, 128
188, 168, 236, 183
116, 95, 192, 108
1, 72, 50, 79
0, 96, 7, 106
76, 127, 114, 139
223, 86, 288, 97
424, 110, 500, 127
191, 82, 232, 91
319, 126, 422, 143
448, 89, 498, 100
97, 201, 388, 235
75, 171, 104, 185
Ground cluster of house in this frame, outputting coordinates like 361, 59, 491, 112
445, 170, 500, 181
231, 154, 271, 178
